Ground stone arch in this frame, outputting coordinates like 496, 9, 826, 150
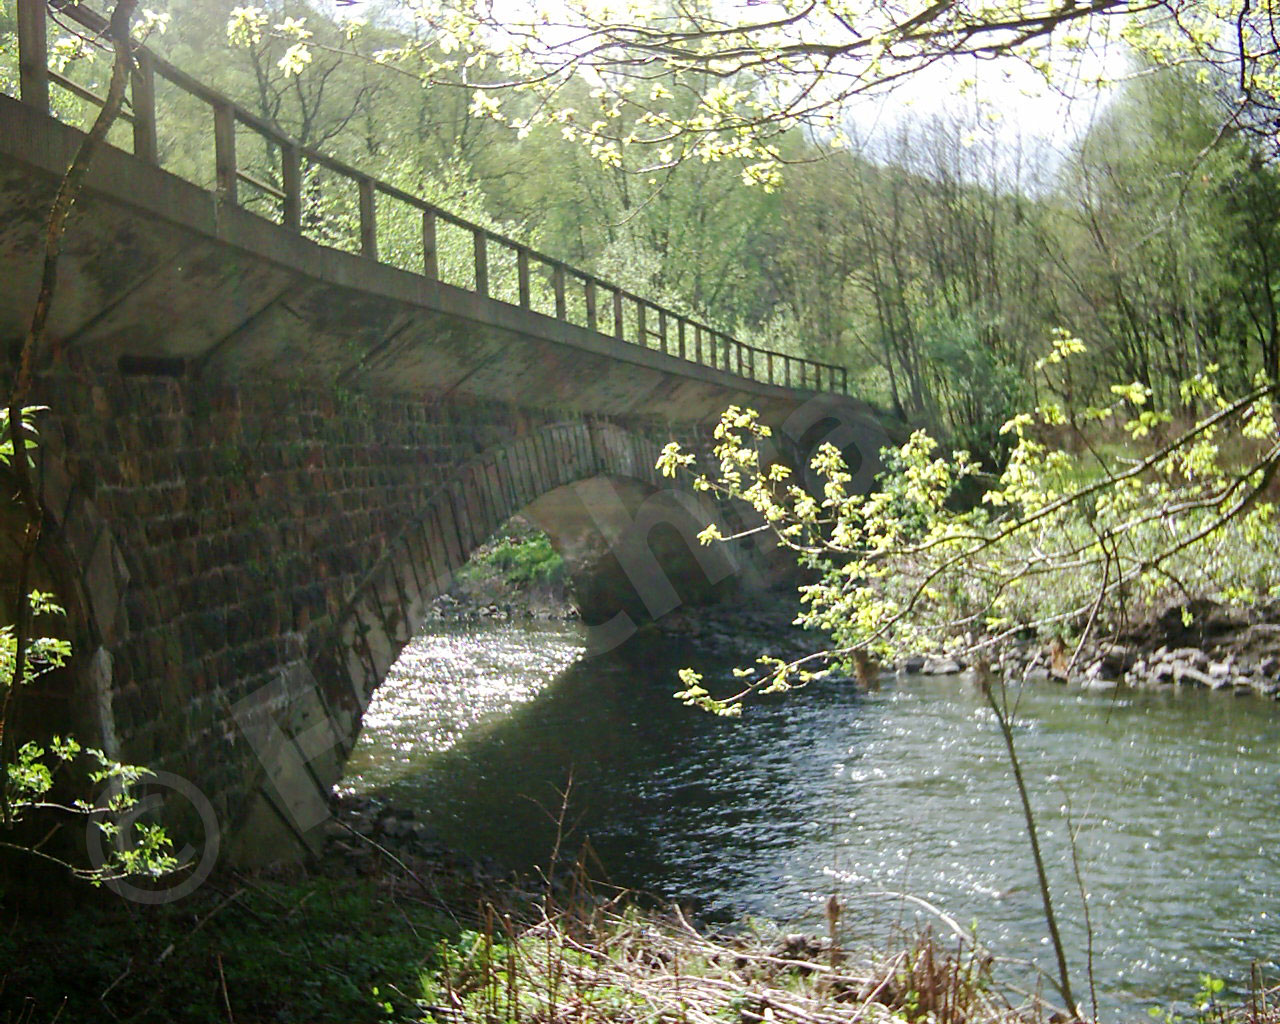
224, 417, 760, 864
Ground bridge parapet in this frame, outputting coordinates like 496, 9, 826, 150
6, 0, 847, 395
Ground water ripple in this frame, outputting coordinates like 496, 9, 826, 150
345, 621, 1280, 1017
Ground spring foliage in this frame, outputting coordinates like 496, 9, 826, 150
658, 346, 1280, 715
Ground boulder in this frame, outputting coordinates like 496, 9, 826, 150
1173, 662, 1215, 688
1169, 647, 1209, 668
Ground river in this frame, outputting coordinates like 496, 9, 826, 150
341, 619, 1280, 1017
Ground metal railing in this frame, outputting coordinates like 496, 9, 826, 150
10, 0, 849, 395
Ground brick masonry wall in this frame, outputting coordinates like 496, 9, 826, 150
17, 365, 751, 865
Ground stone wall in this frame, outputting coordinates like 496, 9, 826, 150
11, 365, 764, 865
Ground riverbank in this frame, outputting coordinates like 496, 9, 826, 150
649, 592, 1280, 706
890, 598, 1280, 701
427, 517, 578, 624
425, 524, 1280, 704
7, 609, 1280, 1022
6, 798, 1277, 1024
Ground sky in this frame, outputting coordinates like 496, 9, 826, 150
842, 32, 1127, 162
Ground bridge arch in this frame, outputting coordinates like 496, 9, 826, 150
223, 416, 769, 864
1, 368, 889, 872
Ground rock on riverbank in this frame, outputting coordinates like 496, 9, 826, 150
901, 600, 1280, 700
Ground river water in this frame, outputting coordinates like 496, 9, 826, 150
342, 619, 1280, 1017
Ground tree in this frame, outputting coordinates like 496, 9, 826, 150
391, 0, 1280, 180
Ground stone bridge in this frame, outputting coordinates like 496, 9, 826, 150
0, 7, 890, 871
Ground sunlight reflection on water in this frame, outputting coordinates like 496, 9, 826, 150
344, 620, 1280, 1017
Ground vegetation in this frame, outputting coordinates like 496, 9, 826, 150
661, 362, 1278, 706
451, 523, 569, 608
419, 903, 1044, 1024
2, 425, 176, 886
12, 0, 1280, 453
7, 844, 1279, 1023
465, 531, 567, 593
1, 868, 459, 1022
382, 0, 1280, 187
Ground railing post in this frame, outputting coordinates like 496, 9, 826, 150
130, 49, 158, 164
17, 0, 49, 112
552, 264, 567, 320
585, 279, 598, 332
213, 102, 238, 203
785, 356, 792, 388
358, 177, 378, 259
281, 142, 301, 231
517, 248, 531, 308
472, 230, 488, 296
612, 289, 624, 340
636, 303, 647, 348
694, 325, 703, 365
657, 309, 668, 354
841, 367, 849, 394
767, 351, 775, 385
422, 209, 438, 279
677, 318, 687, 359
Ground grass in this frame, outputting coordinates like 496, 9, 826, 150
421, 905, 1040, 1024
0, 867, 458, 1023
2, 846, 1277, 1024
453, 522, 567, 602
476, 534, 566, 591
